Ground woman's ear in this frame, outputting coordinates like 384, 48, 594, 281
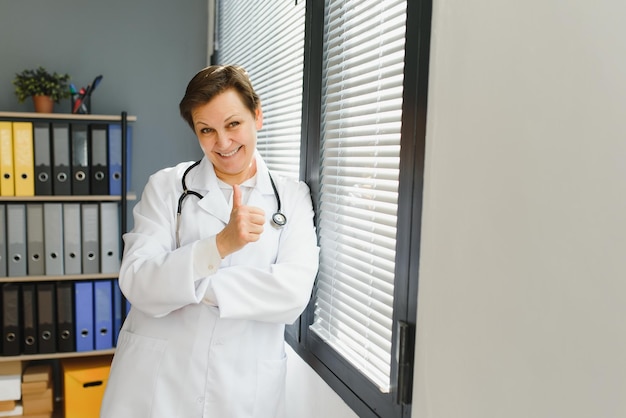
255, 106, 264, 130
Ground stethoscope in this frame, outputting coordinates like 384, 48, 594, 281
175, 159, 286, 248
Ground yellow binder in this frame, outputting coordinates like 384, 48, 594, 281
12, 121, 35, 196
0, 121, 14, 196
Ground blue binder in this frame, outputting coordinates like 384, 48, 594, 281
107, 124, 132, 195
94, 280, 113, 350
74, 281, 94, 352
112, 279, 124, 346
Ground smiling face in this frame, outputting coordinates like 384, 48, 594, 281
191, 88, 263, 185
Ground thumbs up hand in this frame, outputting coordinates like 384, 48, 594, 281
216, 184, 265, 258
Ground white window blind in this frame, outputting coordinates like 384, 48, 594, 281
217, 0, 306, 179
310, 0, 407, 392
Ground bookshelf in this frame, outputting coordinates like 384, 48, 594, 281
0, 111, 135, 415
0, 112, 137, 362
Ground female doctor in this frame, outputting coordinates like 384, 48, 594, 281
101, 65, 320, 418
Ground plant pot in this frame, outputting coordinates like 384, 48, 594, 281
32, 95, 54, 113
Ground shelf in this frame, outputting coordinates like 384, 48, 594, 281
0, 273, 119, 283
0, 193, 136, 202
0, 111, 137, 122
0, 110, 130, 387
0, 349, 115, 363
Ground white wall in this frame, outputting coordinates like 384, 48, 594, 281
286, 346, 358, 417
413, 1, 626, 418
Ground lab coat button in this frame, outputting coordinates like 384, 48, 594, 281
207, 264, 214, 270
196, 397, 204, 404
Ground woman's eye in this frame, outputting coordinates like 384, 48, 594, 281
200, 128, 213, 134
229, 121, 240, 128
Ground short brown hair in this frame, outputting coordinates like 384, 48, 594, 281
179, 65, 260, 130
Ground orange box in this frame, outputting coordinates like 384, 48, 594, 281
61, 356, 112, 418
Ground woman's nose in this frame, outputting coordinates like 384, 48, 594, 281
215, 131, 231, 147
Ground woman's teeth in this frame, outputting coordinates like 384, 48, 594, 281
219, 147, 240, 157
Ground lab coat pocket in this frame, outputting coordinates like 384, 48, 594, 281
253, 354, 287, 418
102, 330, 167, 417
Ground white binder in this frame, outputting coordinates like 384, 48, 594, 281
43, 203, 64, 275
81, 203, 100, 274
26, 203, 45, 276
63, 203, 82, 275
99, 202, 121, 273
6, 204, 27, 277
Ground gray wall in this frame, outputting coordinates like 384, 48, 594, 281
0, 0, 207, 207
413, 1, 626, 417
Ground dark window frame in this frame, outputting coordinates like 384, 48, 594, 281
286, 0, 433, 417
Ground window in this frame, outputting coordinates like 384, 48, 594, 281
310, 0, 407, 393
216, 0, 306, 179
215, 0, 432, 416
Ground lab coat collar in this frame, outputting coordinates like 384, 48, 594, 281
188, 152, 275, 224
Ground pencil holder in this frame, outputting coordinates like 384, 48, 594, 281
71, 94, 91, 114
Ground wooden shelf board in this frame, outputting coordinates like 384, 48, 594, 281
0, 348, 115, 362
0, 193, 136, 202
0, 111, 136, 122
0, 273, 118, 283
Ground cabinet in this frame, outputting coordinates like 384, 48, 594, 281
0, 111, 135, 416
0, 111, 135, 360
0, 112, 136, 409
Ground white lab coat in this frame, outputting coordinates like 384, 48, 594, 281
100, 153, 319, 418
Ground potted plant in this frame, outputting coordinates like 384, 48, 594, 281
13, 66, 71, 113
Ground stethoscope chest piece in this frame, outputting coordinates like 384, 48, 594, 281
272, 211, 287, 228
